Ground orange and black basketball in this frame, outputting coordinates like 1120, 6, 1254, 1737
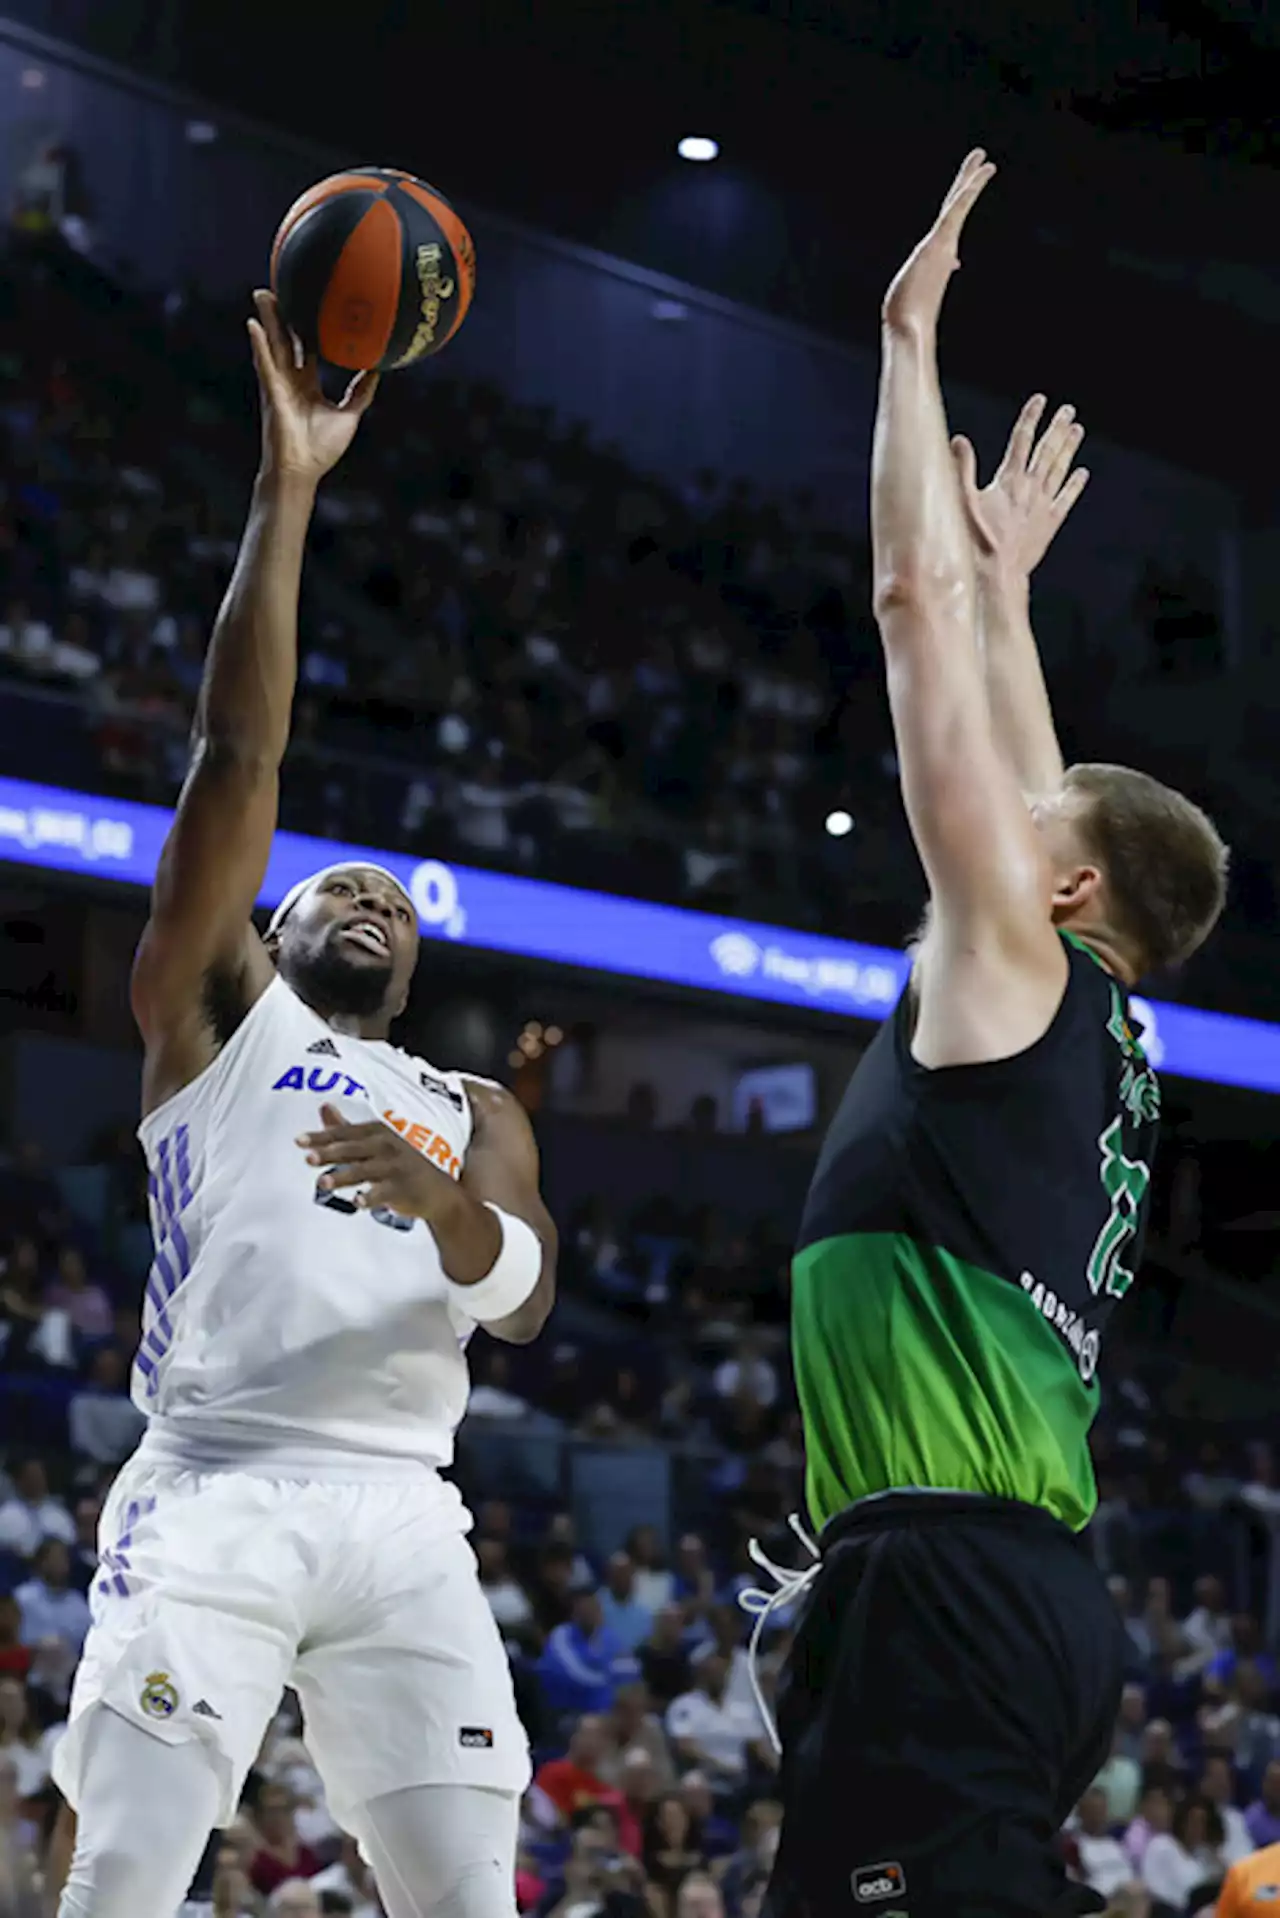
270, 167, 475, 373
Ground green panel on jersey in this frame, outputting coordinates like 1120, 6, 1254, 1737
793, 1231, 1100, 1533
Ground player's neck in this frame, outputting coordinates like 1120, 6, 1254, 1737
1066, 926, 1135, 987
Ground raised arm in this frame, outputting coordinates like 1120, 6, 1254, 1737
130, 292, 375, 1114
952, 394, 1090, 795
871, 153, 1066, 1066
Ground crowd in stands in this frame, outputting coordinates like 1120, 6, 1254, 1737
1, 1113, 1279, 1915
3, 224, 1278, 1012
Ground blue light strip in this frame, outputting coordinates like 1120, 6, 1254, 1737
1, 774, 1275, 1094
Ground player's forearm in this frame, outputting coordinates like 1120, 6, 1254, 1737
977, 569, 1064, 794
871, 321, 976, 625
194, 468, 316, 767
428, 1184, 555, 1343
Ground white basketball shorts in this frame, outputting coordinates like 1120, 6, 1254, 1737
53, 1455, 530, 1828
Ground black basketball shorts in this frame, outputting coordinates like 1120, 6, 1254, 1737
763, 1491, 1125, 1918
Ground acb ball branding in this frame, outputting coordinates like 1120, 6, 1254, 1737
270, 167, 475, 373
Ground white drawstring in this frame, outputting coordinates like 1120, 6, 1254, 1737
737, 1511, 820, 1756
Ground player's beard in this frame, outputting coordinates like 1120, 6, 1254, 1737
282, 930, 393, 1020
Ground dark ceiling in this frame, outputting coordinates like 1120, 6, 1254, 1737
12, 0, 1280, 494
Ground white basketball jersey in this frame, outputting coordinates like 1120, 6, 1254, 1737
134, 974, 486, 1475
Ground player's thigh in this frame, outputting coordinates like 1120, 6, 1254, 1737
55, 1458, 301, 1827
348, 1782, 520, 1918
295, 1513, 530, 1833
767, 1517, 1113, 1918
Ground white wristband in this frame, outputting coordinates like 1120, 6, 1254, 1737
449, 1203, 541, 1323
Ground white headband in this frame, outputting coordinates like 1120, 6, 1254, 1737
265, 863, 415, 938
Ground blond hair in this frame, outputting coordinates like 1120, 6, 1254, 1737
1064, 763, 1229, 975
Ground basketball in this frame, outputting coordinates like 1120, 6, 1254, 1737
270, 167, 475, 373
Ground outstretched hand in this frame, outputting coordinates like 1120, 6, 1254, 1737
881, 148, 996, 335
952, 395, 1089, 581
298, 1102, 457, 1220
248, 289, 378, 485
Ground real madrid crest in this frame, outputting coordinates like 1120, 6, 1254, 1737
140, 1670, 179, 1719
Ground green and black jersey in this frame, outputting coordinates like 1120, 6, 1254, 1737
793, 934, 1160, 1534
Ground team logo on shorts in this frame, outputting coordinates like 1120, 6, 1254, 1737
139, 1671, 179, 1719
851, 1861, 906, 1905
459, 1726, 494, 1749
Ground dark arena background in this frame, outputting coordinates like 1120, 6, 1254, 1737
2, 4, 1280, 1914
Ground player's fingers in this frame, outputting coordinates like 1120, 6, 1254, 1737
317, 1160, 382, 1191
306, 1139, 381, 1169
340, 370, 380, 413
356, 1183, 401, 1212
936, 155, 996, 240
950, 435, 980, 499
246, 319, 278, 393
999, 395, 1047, 478
253, 289, 292, 372
1028, 404, 1075, 484
1051, 467, 1090, 521
1045, 421, 1085, 499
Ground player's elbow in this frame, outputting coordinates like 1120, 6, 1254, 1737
873, 567, 971, 630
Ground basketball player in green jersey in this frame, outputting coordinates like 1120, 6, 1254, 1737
761, 154, 1229, 1918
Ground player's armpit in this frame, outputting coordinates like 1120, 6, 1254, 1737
460, 1082, 558, 1345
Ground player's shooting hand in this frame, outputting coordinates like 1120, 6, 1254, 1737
248, 289, 378, 485
952, 394, 1089, 582
881, 148, 996, 336
298, 1103, 458, 1221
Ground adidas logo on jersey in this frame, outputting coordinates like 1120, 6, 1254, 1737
307, 1037, 340, 1057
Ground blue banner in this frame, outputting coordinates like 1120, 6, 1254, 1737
1, 773, 1275, 1095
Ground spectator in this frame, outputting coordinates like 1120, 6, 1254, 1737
642, 1793, 706, 1911
43, 1246, 113, 1341
0, 1679, 54, 1799
269, 1882, 321, 1917
68, 1346, 146, 1464
530, 1543, 582, 1635
1200, 1754, 1253, 1866
532, 1716, 621, 1826
1141, 1796, 1225, 1914
0, 1461, 75, 1557
1092, 1719, 1142, 1827
477, 1538, 536, 1643
672, 1537, 717, 1620
67, 1498, 100, 1596
638, 1607, 692, 1709
1216, 1840, 1280, 1918
536, 1590, 629, 1718
0, 1601, 32, 1684
249, 1783, 321, 1897
612, 1746, 662, 1854
599, 1553, 654, 1655
0, 1754, 39, 1918
208, 1842, 258, 1917
674, 1873, 724, 1918
15, 1540, 90, 1660
720, 1801, 782, 1915
1246, 1760, 1280, 1851
625, 1526, 675, 1613
1073, 1786, 1142, 1905
677, 1772, 739, 1860
468, 1348, 532, 1421
1113, 1682, 1149, 1763
1124, 1783, 1174, 1872
666, 1653, 765, 1794
712, 1333, 777, 1411
598, 1682, 676, 1790
1210, 1616, 1279, 1694
1234, 1665, 1280, 1777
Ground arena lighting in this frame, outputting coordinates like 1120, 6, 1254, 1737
677, 136, 719, 163
2, 772, 1279, 1095
824, 810, 854, 838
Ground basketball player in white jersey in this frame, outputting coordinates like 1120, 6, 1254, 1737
51, 292, 557, 1918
